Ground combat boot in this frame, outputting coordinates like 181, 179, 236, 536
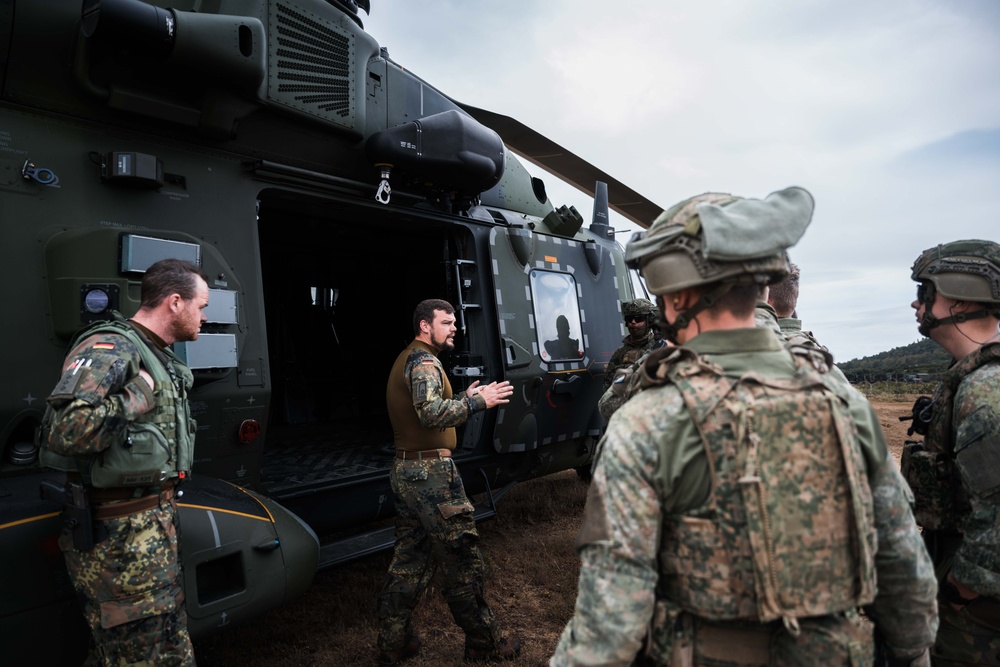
464, 635, 521, 663
377, 631, 421, 666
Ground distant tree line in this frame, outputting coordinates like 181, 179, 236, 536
838, 338, 953, 383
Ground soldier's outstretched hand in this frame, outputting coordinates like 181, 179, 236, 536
478, 380, 513, 408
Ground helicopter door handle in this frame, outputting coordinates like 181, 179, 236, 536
551, 374, 582, 396
501, 337, 532, 369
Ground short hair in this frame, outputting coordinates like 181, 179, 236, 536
768, 262, 800, 317
656, 283, 758, 322
139, 259, 209, 309
413, 298, 455, 335
715, 283, 759, 318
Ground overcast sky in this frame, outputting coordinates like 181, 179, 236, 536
362, 1, 1000, 363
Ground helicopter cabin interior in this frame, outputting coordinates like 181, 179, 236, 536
254, 190, 486, 503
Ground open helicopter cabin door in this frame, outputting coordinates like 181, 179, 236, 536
488, 226, 621, 456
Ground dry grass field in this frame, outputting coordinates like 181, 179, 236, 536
193, 396, 920, 667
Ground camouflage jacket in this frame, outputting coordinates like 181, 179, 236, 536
917, 342, 1000, 596
603, 330, 663, 391
754, 301, 784, 339
550, 328, 938, 666
386, 340, 485, 451
40, 315, 195, 488
598, 340, 670, 421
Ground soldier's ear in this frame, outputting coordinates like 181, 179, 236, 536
166, 293, 184, 313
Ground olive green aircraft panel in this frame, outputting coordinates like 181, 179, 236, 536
489, 227, 617, 453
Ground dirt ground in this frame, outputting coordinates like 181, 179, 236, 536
870, 396, 920, 466
194, 397, 920, 667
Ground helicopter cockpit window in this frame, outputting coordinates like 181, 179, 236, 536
530, 270, 584, 362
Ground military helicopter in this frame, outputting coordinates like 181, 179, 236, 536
0, 0, 663, 663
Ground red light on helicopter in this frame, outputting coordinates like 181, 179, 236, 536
238, 419, 261, 444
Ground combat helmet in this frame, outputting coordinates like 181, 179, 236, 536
625, 186, 813, 340
911, 239, 1000, 334
622, 298, 657, 318
621, 297, 657, 336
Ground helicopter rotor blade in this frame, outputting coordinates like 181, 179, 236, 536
456, 103, 663, 229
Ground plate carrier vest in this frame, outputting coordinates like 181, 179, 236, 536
644, 345, 878, 629
39, 316, 194, 488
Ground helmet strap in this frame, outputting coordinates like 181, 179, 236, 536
660, 283, 733, 344
920, 303, 997, 337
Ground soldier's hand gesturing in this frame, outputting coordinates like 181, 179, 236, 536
471, 380, 514, 408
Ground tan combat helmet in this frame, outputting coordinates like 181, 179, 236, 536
624, 186, 814, 341
911, 239, 1000, 335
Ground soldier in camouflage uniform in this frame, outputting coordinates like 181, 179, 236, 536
551, 187, 938, 667
767, 261, 803, 339
766, 260, 853, 388
604, 298, 665, 392
377, 299, 521, 665
902, 240, 1000, 666
39, 258, 209, 666
599, 299, 668, 420
768, 260, 826, 349
753, 285, 785, 339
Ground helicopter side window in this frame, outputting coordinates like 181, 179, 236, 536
530, 270, 584, 362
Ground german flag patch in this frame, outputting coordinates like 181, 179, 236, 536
92, 342, 115, 350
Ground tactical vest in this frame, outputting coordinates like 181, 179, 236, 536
903, 342, 1000, 533
386, 342, 457, 451
619, 331, 656, 368
650, 346, 877, 627
39, 317, 195, 488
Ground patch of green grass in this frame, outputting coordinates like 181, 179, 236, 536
852, 380, 937, 401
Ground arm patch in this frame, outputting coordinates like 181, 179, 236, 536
414, 379, 428, 404
48, 356, 129, 407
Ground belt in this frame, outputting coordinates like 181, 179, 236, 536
694, 620, 771, 665
89, 480, 175, 503
396, 448, 452, 460
93, 487, 175, 521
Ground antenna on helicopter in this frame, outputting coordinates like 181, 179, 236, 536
588, 180, 613, 239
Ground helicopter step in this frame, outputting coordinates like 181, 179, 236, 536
316, 478, 517, 570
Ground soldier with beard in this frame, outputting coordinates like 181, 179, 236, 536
377, 299, 520, 665
39, 258, 209, 666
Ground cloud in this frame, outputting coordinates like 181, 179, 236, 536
363, 1, 1000, 361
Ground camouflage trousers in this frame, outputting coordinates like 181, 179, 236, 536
60, 500, 194, 666
931, 598, 1000, 666
376, 456, 503, 653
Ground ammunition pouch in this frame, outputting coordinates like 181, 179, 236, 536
88, 421, 173, 488
900, 442, 961, 532
640, 599, 692, 666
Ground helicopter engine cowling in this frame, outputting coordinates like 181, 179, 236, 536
365, 109, 505, 196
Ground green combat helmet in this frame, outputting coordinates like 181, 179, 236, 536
622, 297, 657, 318
625, 186, 813, 342
911, 239, 1000, 336
622, 297, 658, 337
